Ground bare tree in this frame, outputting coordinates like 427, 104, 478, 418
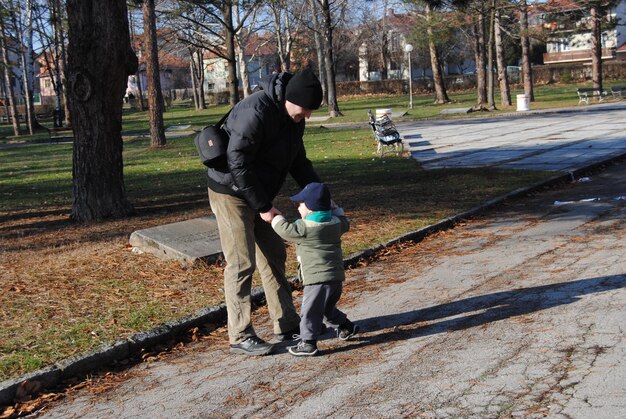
0, 0, 21, 136
266, 0, 302, 72
189, 47, 206, 108
128, 4, 145, 111
486, 0, 496, 109
158, 5, 205, 108
307, 0, 327, 103
590, 4, 602, 91
66, 0, 138, 221
313, 0, 344, 117
172, 0, 263, 107
494, 5, 511, 107
378, 0, 391, 80
233, 1, 269, 98
409, 0, 475, 103
424, 3, 450, 104
475, 2, 488, 108
541, 1, 620, 96
573, 0, 621, 93
519, 0, 534, 101
33, 0, 70, 128
12, 0, 38, 134
142, 0, 166, 147
48, 0, 70, 127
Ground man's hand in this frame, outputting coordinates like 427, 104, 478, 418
260, 207, 281, 223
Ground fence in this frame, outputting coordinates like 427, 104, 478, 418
335, 61, 626, 96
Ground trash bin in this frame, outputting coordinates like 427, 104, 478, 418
516, 94, 530, 112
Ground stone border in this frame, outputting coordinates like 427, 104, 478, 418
1, 151, 624, 408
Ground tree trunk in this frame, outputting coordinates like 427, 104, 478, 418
379, 3, 389, 80
50, 0, 66, 128
237, 46, 250, 98
50, 0, 71, 127
58, 12, 71, 128
66, 0, 138, 221
426, 4, 449, 104
142, 0, 166, 147
222, 2, 239, 106
0, 77, 10, 123
136, 69, 145, 111
474, 7, 487, 108
190, 48, 206, 109
270, 3, 290, 72
196, 49, 206, 108
590, 5, 602, 92
128, 7, 144, 111
314, 30, 327, 106
190, 57, 198, 109
14, 0, 37, 134
486, 1, 496, 110
520, 0, 534, 101
309, 0, 327, 106
495, 8, 511, 107
319, 0, 342, 117
0, 13, 21, 136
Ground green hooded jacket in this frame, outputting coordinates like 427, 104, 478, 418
271, 210, 350, 286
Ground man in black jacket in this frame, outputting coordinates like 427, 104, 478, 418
207, 69, 324, 355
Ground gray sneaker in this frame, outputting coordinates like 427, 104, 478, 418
230, 336, 275, 356
288, 340, 318, 356
337, 320, 359, 341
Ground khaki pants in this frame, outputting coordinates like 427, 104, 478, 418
208, 189, 300, 344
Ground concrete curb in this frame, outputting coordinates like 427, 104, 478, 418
1, 152, 625, 409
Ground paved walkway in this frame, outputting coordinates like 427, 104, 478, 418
6, 104, 626, 417
39, 155, 626, 418
400, 103, 626, 171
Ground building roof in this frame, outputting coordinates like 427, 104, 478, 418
132, 30, 190, 70
383, 8, 416, 35
245, 33, 276, 56
202, 33, 276, 60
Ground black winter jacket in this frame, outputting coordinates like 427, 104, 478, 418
206, 72, 321, 212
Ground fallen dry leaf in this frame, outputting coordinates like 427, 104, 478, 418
14, 380, 41, 402
0, 406, 16, 419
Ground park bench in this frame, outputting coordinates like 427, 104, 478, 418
610, 86, 626, 100
47, 126, 74, 144
576, 88, 607, 105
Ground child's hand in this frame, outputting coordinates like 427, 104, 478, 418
260, 207, 282, 223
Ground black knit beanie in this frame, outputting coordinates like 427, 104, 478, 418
285, 69, 323, 110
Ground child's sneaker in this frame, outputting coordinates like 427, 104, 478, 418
288, 340, 318, 356
337, 320, 359, 341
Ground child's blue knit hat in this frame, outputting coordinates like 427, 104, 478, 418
290, 182, 331, 211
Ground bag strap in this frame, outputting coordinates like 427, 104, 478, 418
216, 108, 232, 128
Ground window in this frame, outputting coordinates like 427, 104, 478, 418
556, 40, 570, 52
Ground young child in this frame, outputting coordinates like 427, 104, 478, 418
271, 182, 359, 356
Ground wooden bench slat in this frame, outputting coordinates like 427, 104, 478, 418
47, 127, 74, 144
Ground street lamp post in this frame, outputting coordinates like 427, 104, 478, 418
404, 43, 414, 109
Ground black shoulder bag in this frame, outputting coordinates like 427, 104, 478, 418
194, 109, 232, 170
